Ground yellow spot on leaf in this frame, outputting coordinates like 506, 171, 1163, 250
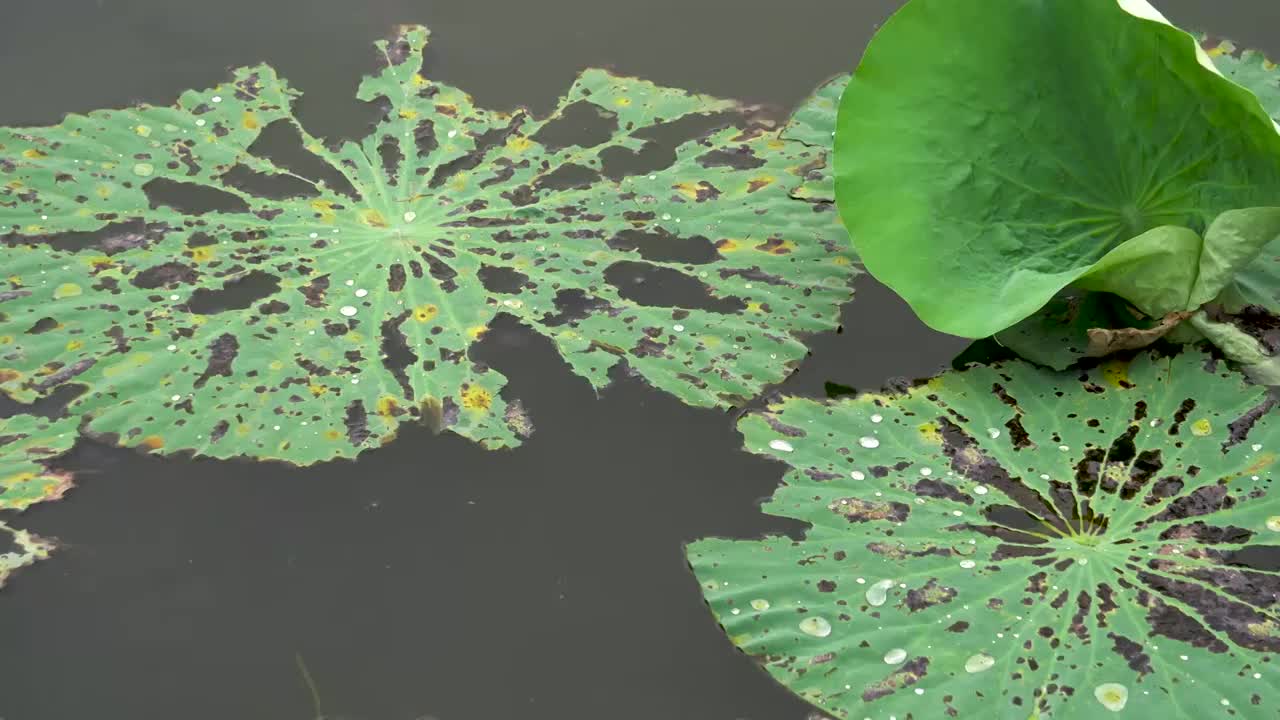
398, 110, 419, 120
309, 384, 328, 397
1191, 418, 1212, 437
360, 209, 388, 228
22, 149, 46, 159
1101, 358, 1131, 388
0, 369, 22, 382
460, 385, 492, 411
141, 435, 165, 450
715, 239, 740, 253
268, 360, 285, 371
135, 125, 152, 137
191, 246, 215, 263
311, 200, 336, 223
53, 283, 82, 299
241, 111, 260, 130
746, 175, 775, 193
413, 304, 439, 322
0, 336, 13, 346
506, 136, 533, 152
919, 422, 942, 444
745, 301, 764, 314
615, 97, 632, 107
467, 325, 488, 340
412, 73, 429, 87
325, 429, 342, 441
673, 182, 698, 199
832, 256, 851, 266
65, 340, 83, 351
376, 396, 401, 419
95, 184, 113, 199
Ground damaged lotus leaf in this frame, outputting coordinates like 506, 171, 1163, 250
0, 413, 76, 587
689, 350, 1280, 719
0, 26, 853, 462
1, 414, 76, 510
836, 0, 1280, 340
779, 75, 845, 204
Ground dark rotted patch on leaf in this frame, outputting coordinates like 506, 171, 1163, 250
912, 478, 972, 504
900, 578, 957, 613
862, 657, 928, 702
131, 261, 199, 289
1107, 633, 1153, 676
828, 497, 909, 523
1158, 521, 1252, 544
194, 333, 239, 388
344, 400, 371, 446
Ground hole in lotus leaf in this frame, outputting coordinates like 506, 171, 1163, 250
477, 266, 529, 295
689, 350, 1280, 719
604, 261, 745, 313
539, 289, 613, 328
534, 163, 601, 192
530, 100, 618, 150
599, 111, 737, 180
142, 178, 250, 215
186, 271, 282, 315
376, 133, 404, 187
606, 229, 720, 264
244, 120, 360, 200
220, 164, 320, 200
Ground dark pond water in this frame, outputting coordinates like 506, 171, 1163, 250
1, 1, 1278, 718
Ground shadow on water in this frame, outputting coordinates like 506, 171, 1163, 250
1, 0, 1279, 718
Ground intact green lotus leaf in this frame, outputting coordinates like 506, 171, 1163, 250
689, 349, 1280, 719
0, 414, 77, 510
835, 0, 1280, 338
0, 26, 854, 462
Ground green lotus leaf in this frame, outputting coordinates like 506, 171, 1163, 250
835, 0, 1280, 338
0, 414, 74, 588
0, 26, 854, 463
689, 349, 1280, 719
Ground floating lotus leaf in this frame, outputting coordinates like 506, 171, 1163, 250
0, 413, 75, 587
0, 26, 853, 463
689, 350, 1280, 718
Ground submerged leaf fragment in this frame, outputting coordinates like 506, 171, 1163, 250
0, 25, 854, 462
0, 414, 75, 587
689, 350, 1280, 719
0, 522, 54, 589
